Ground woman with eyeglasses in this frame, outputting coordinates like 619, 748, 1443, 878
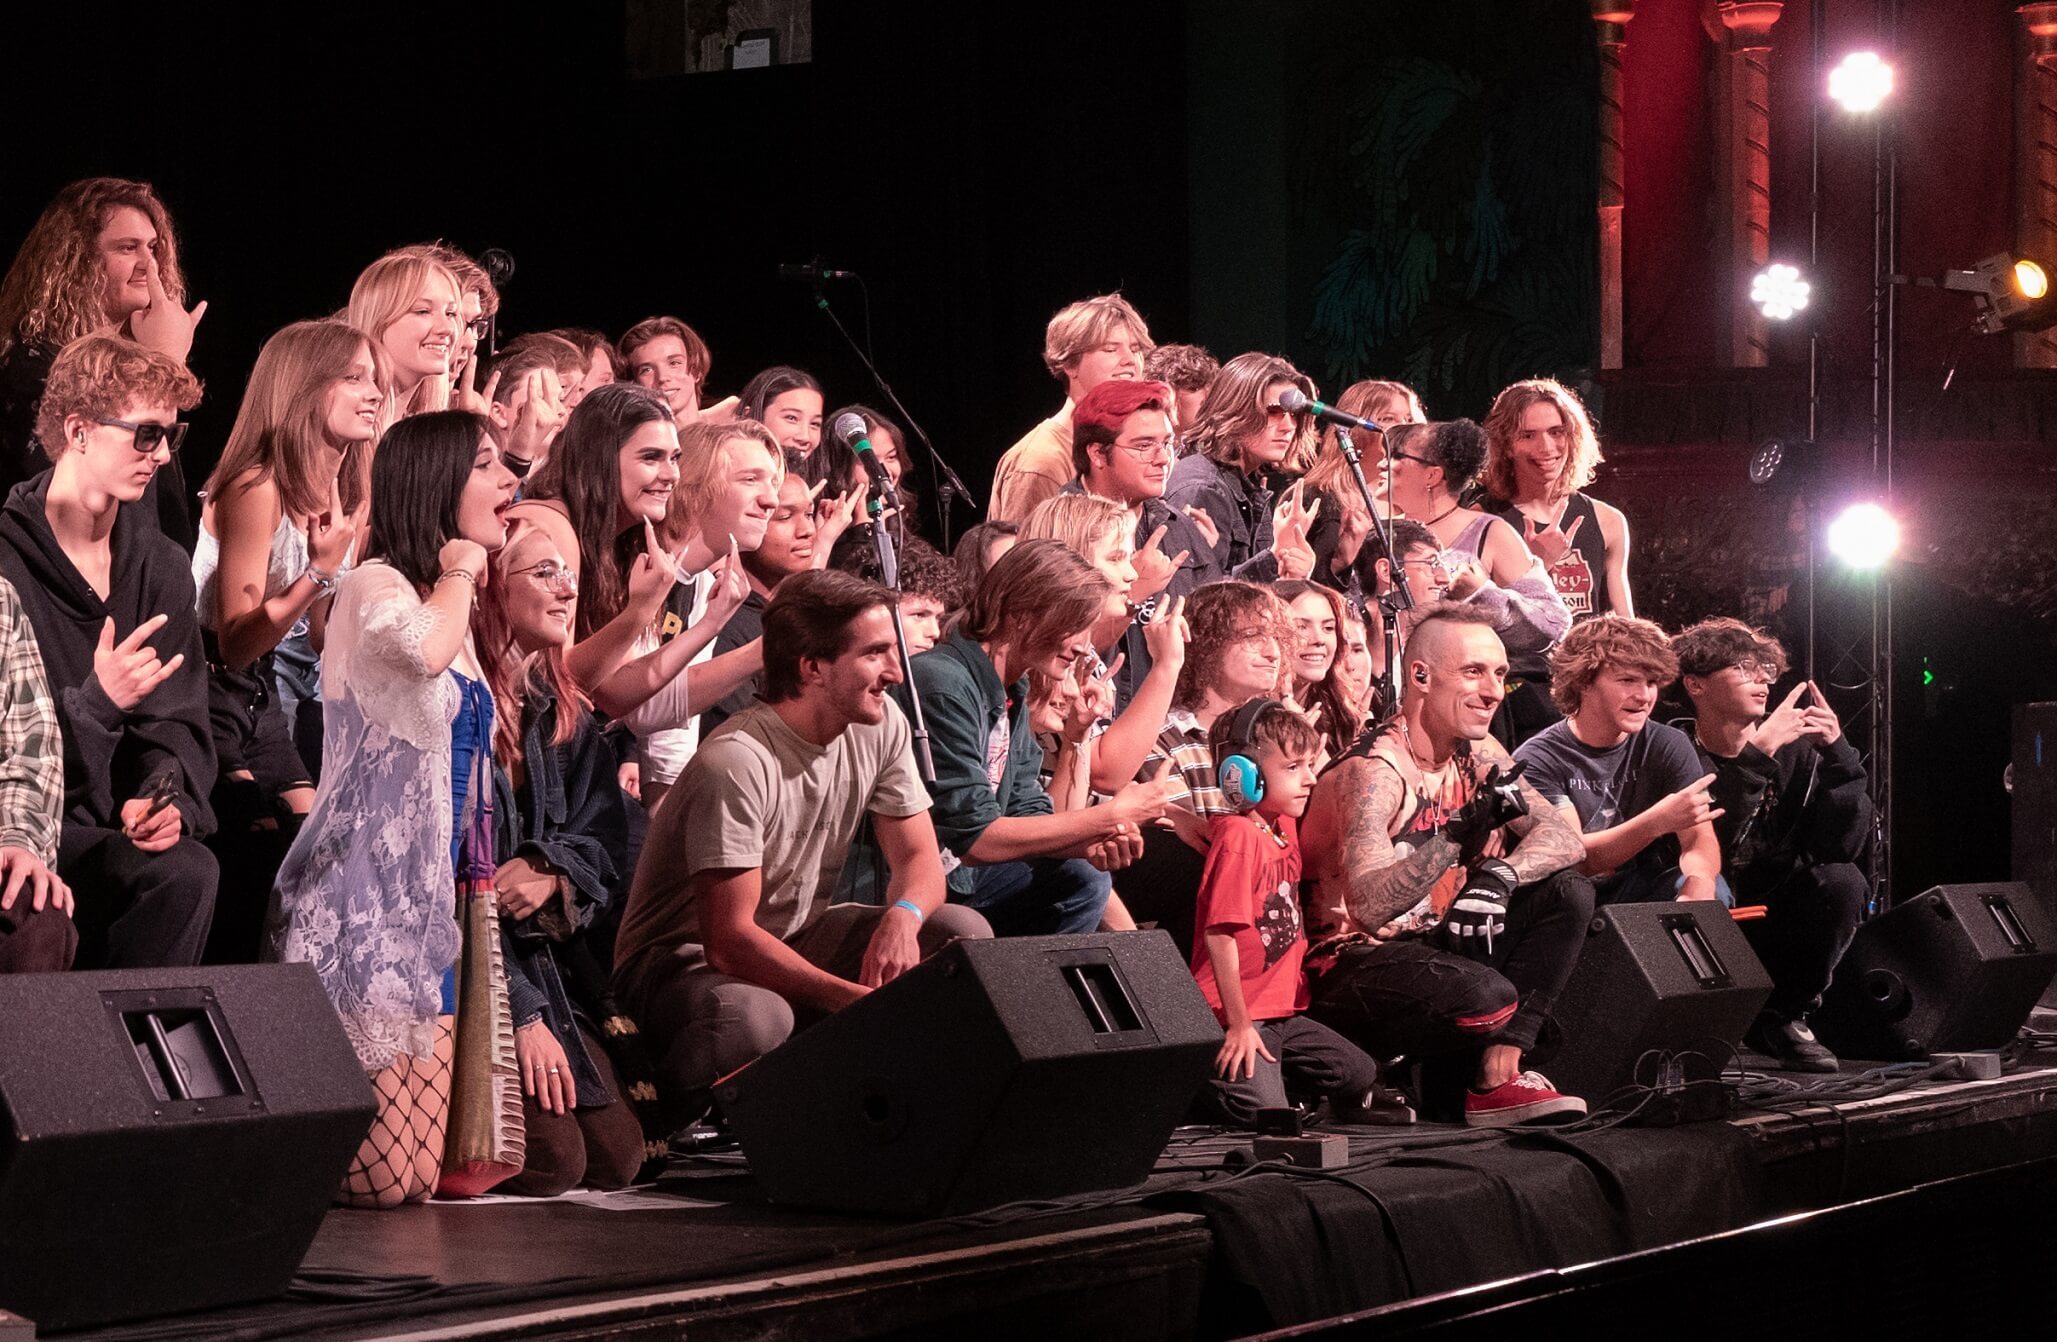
1164, 352, 1322, 588
190, 320, 383, 960
1383, 418, 1571, 748
0, 335, 219, 971
471, 504, 653, 1196
0, 177, 210, 547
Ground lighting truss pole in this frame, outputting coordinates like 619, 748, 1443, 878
1868, 0, 1898, 913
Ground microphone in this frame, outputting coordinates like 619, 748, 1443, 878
1278, 386, 1383, 435
479, 247, 517, 287
836, 413, 896, 493
779, 261, 859, 284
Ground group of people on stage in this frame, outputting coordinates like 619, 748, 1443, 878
0, 177, 1871, 1210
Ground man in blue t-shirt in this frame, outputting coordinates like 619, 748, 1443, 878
1515, 616, 1727, 905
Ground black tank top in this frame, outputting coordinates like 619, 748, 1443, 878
1492, 491, 1613, 621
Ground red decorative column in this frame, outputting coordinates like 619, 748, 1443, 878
2017, 5, 2057, 367
1594, 2, 1634, 370
1715, 3, 1783, 367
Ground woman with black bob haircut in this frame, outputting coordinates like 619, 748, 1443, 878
269, 409, 519, 1208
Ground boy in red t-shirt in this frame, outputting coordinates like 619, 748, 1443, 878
1195, 700, 1411, 1127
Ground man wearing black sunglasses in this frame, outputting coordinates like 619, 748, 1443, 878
0, 334, 218, 969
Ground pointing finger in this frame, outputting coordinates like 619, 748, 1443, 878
1523, 515, 1536, 538
144, 249, 169, 306
116, 613, 170, 652
1562, 515, 1584, 544
1142, 524, 1167, 556
1099, 652, 1126, 683
1779, 681, 1808, 710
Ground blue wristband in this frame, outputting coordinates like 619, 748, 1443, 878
891, 899, 925, 924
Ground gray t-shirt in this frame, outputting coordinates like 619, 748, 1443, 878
613, 698, 931, 968
1515, 719, 1701, 894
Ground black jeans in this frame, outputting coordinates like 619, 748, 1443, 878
1206, 1014, 1382, 1128
61, 827, 219, 970
1738, 860, 1867, 1021
1308, 868, 1595, 1057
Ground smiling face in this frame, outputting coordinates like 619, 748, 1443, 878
380, 274, 461, 390
812, 604, 904, 728
96, 206, 159, 322
1216, 627, 1285, 703
457, 433, 520, 551
1686, 660, 1773, 726
1287, 591, 1338, 686
322, 343, 385, 447
66, 395, 175, 503
1413, 622, 1507, 745
1511, 399, 1571, 491
1067, 322, 1146, 403
701, 435, 782, 552
615, 419, 682, 529
763, 387, 824, 457
498, 530, 580, 654
627, 334, 700, 417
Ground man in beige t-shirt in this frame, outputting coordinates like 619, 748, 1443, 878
613, 570, 989, 1116
988, 293, 1154, 524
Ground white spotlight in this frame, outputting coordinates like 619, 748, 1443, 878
1826, 502, 1900, 569
1829, 51, 1894, 113
1751, 263, 1811, 321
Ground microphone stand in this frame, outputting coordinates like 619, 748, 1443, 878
867, 480, 937, 784
1337, 427, 1414, 720
811, 284, 973, 552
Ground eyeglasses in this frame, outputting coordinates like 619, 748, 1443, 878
1111, 438, 1173, 462
95, 418, 187, 455
1728, 658, 1778, 683
1401, 551, 1452, 574
1390, 450, 1432, 467
465, 316, 492, 341
517, 560, 579, 594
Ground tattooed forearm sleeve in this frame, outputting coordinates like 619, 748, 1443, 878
1340, 764, 1461, 932
1500, 777, 1586, 886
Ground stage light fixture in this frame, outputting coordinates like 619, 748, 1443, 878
1750, 263, 1811, 321
1829, 51, 1894, 112
1940, 253, 2057, 334
1826, 502, 1900, 570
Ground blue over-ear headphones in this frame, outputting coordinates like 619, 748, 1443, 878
1216, 698, 1283, 813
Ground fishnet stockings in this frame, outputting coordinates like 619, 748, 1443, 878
339, 1019, 453, 1209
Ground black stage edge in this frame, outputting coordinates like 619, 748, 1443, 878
58, 1041, 2057, 1342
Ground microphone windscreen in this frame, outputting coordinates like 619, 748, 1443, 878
1276, 387, 1311, 414
834, 412, 871, 447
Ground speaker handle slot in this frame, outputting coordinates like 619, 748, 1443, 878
101, 988, 260, 1117
1060, 960, 1145, 1036
1983, 892, 2038, 953
1660, 915, 1732, 988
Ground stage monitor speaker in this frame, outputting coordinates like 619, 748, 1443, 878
1541, 903, 1772, 1105
721, 930, 1222, 1218
1814, 883, 2057, 1061
0, 964, 376, 1331
2012, 703, 2057, 1007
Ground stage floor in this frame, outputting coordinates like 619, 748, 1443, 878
66, 1031, 2057, 1342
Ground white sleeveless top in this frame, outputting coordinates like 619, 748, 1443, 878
192, 511, 309, 632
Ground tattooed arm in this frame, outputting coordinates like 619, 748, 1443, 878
1331, 757, 1461, 933
1473, 738, 1586, 886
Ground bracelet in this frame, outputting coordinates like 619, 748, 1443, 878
304, 563, 338, 595
891, 899, 925, 925
437, 569, 478, 591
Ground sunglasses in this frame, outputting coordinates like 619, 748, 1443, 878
95, 418, 188, 455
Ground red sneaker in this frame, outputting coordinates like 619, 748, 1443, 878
1464, 1071, 1587, 1128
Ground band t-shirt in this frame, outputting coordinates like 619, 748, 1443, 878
1515, 719, 1701, 896
613, 697, 930, 969
1490, 492, 1613, 621
1192, 812, 1308, 1024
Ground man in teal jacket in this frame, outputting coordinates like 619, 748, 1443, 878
902, 540, 1182, 935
